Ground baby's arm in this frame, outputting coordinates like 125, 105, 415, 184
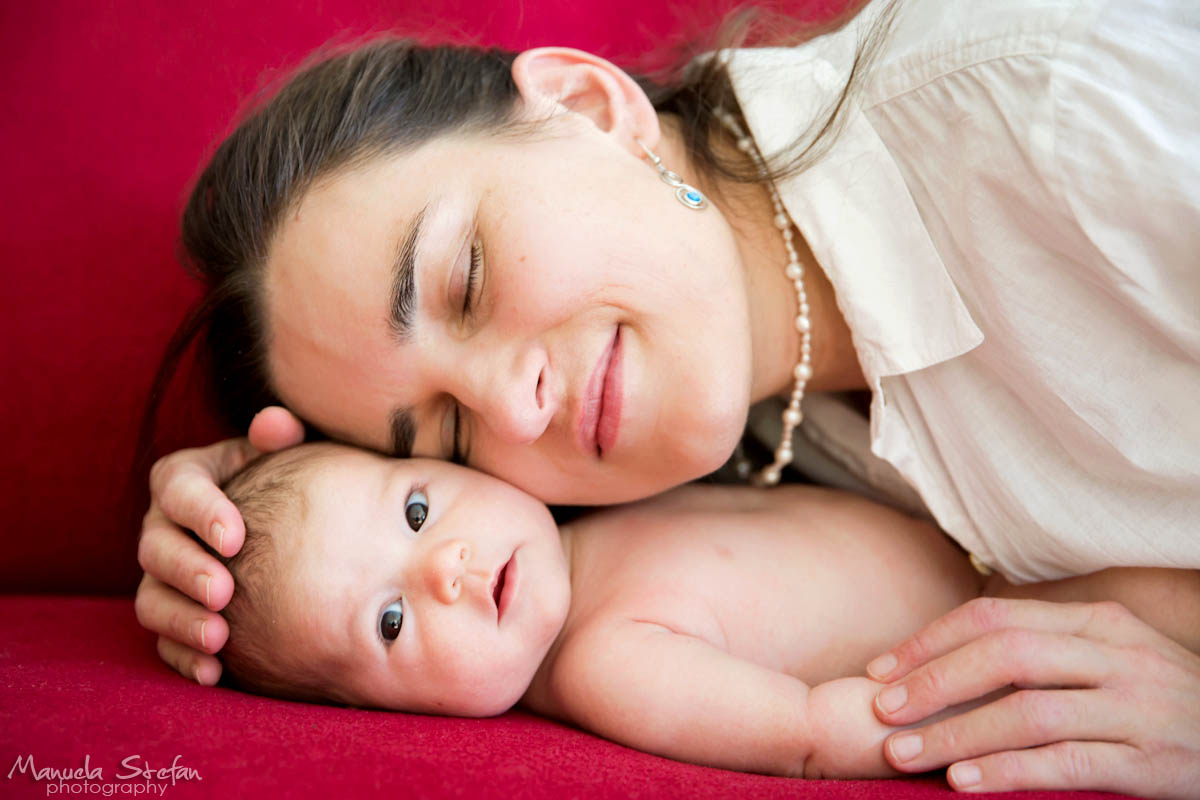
547, 620, 899, 778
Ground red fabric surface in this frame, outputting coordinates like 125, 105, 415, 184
0, 596, 1133, 799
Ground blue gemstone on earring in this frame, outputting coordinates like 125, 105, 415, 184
675, 185, 708, 210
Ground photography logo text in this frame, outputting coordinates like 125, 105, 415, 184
7, 754, 201, 797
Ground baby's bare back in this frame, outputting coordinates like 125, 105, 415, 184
564, 483, 984, 684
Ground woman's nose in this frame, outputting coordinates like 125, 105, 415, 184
463, 342, 555, 445
423, 539, 471, 604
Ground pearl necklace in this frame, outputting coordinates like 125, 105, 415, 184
715, 109, 813, 487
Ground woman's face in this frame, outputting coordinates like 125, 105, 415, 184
264, 117, 754, 504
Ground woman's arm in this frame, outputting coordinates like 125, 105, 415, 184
986, 567, 1200, 652
133, 407, 304, 684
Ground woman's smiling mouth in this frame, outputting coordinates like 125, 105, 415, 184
578, 326, 623, 457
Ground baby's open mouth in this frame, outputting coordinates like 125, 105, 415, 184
492, 559, 509, 611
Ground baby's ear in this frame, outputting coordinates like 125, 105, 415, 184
511, 47, 662, 156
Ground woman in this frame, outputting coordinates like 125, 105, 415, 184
136, 0, 1200, 794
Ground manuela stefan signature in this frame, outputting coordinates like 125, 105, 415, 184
7, 754, 201, 785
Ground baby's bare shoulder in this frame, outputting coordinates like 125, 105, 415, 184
578, 481, 904, 532
541, 617, 642, 705
543, 616, 703, 713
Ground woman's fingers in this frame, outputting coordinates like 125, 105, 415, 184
946, 741, 1152, 796
883, 688, 1121, 772
863, 598, 1200, 798
247, 405, 306, 452
867, 597, 1143, 684
873, 628, 1117, 726
134, 573, 230, 656
135, 425, 294, 685
148, 436, 261, 496
156, 635, 224, 687
148, 437, 260, 556
137, 513, 234, 610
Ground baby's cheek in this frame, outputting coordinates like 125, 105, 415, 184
437, 651, 530, 718
804, 677, 898, 779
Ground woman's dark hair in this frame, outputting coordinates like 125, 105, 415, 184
146, 43, 527, 447
136, 1, 896, 469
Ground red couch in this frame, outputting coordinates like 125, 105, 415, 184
0, 0, 1131, 797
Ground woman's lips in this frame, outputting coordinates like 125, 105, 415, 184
577, 327, 623, 456
596, 327, 623, 455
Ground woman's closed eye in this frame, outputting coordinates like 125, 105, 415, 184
445, 240, 482, 465
439, 401, 469, 466
462, 240, 483, 316
451, 403, 469, 465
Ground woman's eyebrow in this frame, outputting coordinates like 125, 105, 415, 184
387, 203, 429, 342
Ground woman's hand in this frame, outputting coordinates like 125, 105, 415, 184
134, 407, 305, 685
866, 597, 1200, 797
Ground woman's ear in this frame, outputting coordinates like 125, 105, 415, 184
511, 47, 662, 155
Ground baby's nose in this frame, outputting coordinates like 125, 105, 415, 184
424, 539, 470, 604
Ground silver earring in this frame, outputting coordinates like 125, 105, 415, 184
636, 139, 708, 210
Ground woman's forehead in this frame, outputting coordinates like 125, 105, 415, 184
295, 154, 433, 228
310, 134, 489, 196
273, 150, 477, 288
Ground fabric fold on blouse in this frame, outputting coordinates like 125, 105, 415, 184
728, 0, 1200, 582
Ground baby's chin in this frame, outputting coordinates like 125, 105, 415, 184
438, 685, 528, 718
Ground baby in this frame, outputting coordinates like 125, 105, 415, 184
216, 440, 993, 778
215, 443, 1200, 777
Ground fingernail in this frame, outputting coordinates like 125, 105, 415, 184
193, 665, 204, 685
867, 652, 898, 680
198, 574, 212, 608
192, 619, 207, 650
877, 684, 907, 713
950, 763, 981, 788
212, 522, 225, 555
889, 733, 923, 763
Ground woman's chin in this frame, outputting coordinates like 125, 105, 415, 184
678, 389, 752, 473
626, 414, 748, 499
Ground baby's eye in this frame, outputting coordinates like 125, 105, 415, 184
405, 489, 428, 531
380, 601, 404, 641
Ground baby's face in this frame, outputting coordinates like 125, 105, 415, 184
280, 446, 570, 716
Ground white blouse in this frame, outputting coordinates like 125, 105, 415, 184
729, 0, 1200, 582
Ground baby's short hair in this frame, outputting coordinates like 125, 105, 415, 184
218, 443, 345, 705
